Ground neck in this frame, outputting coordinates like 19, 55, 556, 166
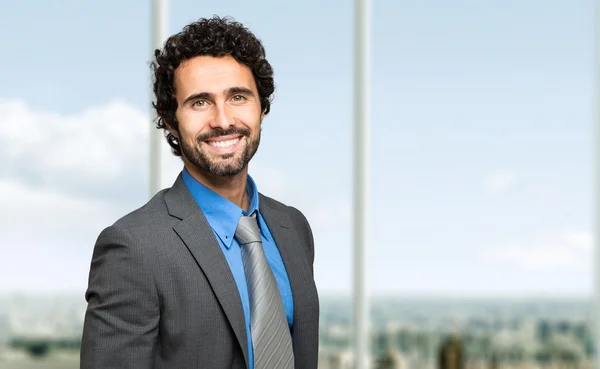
184, 163, 250, 211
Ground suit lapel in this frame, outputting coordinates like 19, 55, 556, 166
165, 174, 248, 368
259, 196, 316, 355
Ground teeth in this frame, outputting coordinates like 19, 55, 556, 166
208, 138, 240, 148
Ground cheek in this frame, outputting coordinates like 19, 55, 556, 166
236, 108, 262, 130
177, 112, 209, 138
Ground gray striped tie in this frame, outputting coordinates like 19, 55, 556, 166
235, 212, 294, 369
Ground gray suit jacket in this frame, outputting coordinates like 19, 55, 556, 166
80, 173, 320, 369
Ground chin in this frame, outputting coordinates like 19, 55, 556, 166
209, 168, 246, 177
207, 160, 247, 177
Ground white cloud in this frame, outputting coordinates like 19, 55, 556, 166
485, 170, 517, 193
0, 99, 154, 292
0, 99, 150, 205
0, 177, 120, 240
479, 230, 593, 271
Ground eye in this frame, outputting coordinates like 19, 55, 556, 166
193, 100, 207, 107
232, 95, 246, 102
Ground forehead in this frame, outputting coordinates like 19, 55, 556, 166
174, 55, 256, 96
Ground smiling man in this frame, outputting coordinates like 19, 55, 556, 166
80, 16, 319, 369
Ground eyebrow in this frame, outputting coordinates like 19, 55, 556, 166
227, 86, 254, 97
182, 86, 256, 105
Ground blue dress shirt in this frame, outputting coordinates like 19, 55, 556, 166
181, 168, 294, 369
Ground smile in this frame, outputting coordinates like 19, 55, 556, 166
207, 138, 241, 148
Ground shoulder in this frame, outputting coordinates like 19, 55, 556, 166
259, 193, 315, 265
258, 193, 312, 232
100, 188, 173, 243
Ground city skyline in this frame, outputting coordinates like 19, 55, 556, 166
0, 294, 594, 368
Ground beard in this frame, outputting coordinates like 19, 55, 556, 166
179, 126, 261, 177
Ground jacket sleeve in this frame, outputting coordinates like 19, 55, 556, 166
80, 224, 159, 369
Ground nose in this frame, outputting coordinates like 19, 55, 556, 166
210, 103, 234, 130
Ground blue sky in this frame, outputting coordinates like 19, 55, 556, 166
0, 0, 594, 296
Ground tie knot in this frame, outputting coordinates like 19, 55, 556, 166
235, 212, 261, 245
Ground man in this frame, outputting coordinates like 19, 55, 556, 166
80, 16, 319, 369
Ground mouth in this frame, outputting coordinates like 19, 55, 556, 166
203, 135, 244, 153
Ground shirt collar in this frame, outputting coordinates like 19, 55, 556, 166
181, 168, 269, 248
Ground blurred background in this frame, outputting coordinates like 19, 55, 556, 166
0, 0, 594, 368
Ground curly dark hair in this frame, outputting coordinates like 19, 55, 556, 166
151, 15, 275, 157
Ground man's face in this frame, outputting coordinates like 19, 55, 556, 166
173, 55, 263, 177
